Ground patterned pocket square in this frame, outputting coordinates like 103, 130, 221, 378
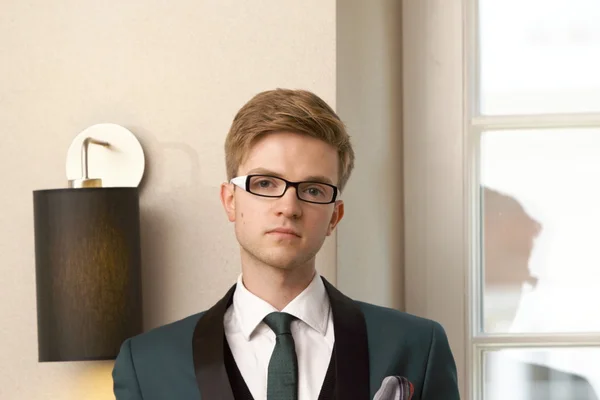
373, 376, 414, 400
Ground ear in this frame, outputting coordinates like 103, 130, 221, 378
220, 182, 236, 222
326, 200, 344, 236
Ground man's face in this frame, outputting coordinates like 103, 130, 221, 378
221, 132, 344, 271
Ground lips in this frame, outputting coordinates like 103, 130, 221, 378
267, 227, 301, 237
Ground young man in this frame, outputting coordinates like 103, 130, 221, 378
112, 89, 459, 400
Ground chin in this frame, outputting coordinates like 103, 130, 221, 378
262, 254, 305, 270
239, 237, 320, 270
259, 247, 317, 270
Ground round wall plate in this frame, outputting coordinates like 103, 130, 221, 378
66, 124, 145, 188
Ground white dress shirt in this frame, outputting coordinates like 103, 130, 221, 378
223, 273, 335, 400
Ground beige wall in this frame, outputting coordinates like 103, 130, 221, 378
402, 0, 466, 395
0, 1, 337, 399
336, 0, 404, 310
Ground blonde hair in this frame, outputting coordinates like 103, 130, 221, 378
224, 89, 355, 191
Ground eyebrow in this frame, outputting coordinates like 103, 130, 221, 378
247, 168, 335, 185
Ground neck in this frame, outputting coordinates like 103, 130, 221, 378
240, 252, 316, 310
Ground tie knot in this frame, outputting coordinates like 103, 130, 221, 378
263, 312, 296, 335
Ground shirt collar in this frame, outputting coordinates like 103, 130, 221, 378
232, 272, 331, 341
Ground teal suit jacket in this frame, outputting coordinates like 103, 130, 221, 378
113, 278, 459, 399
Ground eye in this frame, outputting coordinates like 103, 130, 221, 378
306, 187, 324, 196
257, 179, 274, 188
303, 185, 327, 198
249, 176, 283, 194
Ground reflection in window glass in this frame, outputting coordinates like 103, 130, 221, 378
480, 0, 600, 114
481, 129, 600, 335
485, 348, 599, 400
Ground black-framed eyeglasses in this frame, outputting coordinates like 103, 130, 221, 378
230, 174, 339, 204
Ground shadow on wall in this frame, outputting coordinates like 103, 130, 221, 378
132, 127, 239, 331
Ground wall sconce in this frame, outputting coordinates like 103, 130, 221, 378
33, 124, 145, 362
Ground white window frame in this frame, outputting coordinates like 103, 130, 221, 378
403, 1, 600, 399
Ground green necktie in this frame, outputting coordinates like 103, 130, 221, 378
263, 312, 298, 400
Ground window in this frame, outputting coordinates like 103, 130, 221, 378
473, 0, 600, 398
402, 1, 600, 399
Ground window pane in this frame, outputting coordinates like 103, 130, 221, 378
484, 348, 600, 400
480, 129, 600, 334
479, 0, 600, 115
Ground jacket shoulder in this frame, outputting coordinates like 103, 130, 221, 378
114, 312, 207, 399
357, 300, 440, 334
356, 301, 447, 363
125, 311, 206, 382
129, 312, 205, 357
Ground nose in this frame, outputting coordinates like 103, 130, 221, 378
274, 185, 303, 219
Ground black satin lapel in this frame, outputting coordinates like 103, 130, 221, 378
192, 284, 236, 400
317, 346, 337, 400
322, 277, 370, 400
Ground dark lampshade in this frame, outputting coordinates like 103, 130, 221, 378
33, 187, 142, 362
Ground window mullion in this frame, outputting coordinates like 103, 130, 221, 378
472, 113, 600, 130
473, 333, 600, 348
